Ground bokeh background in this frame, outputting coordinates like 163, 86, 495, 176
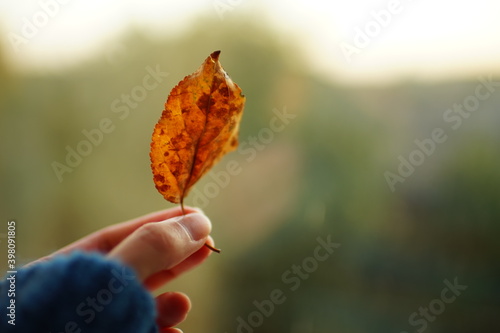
1, 1, 499, 332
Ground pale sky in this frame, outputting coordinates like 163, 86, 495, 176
1, 0, 499, 84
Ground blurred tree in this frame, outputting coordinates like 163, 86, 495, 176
1, 14, 499, 333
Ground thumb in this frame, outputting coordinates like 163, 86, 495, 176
109, 212, 211, 280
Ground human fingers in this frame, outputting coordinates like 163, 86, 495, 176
155, 292, 191, 328
143, 236, 215, 290
58, 206, 202, 254
159, 328, 183, 333
29, 207, 202, 268
108, 212, 211, 280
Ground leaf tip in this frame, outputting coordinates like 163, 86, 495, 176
210, 50, 221, 61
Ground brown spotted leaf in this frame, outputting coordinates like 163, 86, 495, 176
150, 51, 245, 205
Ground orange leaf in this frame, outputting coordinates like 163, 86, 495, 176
150, 51, 245, 206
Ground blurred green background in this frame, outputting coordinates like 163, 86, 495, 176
1, 1, 499, 332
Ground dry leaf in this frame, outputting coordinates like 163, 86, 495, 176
150, 50, 245, 207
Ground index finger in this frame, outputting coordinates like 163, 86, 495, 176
33, 206, 202, 263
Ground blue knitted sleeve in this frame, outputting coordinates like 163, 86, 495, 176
0, 251, 157, 333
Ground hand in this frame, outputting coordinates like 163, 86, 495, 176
32, 206, 214, 333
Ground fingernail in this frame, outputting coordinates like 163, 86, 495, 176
178, 213, 211, 241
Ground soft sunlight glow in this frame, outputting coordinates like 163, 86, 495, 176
0, 0, 499, 83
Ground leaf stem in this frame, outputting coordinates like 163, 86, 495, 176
204, 243, 221, 253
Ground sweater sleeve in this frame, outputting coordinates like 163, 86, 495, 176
0, 251, 157, 333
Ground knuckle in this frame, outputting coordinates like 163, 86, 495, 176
136, 222, 183, 253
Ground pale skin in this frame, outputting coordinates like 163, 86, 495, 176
30, 206, 214, 333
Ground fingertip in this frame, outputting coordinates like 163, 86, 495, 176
160, 328, 183, 333
156, 292, 191, 328
206, 235, 215, 248
178, 212, 212, 242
